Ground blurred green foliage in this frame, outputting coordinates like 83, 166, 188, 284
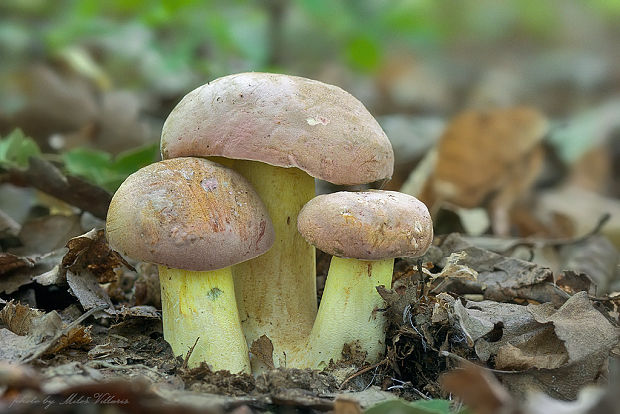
0, 129, 41, 171
3, 0, 619, 88
1, 0, 618, 191
0, 129, 158, 192
365, 398, 468, 414
61, 143, 160, 192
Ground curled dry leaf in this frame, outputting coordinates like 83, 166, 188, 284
0, 300, 44, 335
0, 253, 34, 276
428, 233, 568, 306
429, 251, 478, 281
59, 228, 134, 316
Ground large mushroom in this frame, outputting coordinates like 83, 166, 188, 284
106, 157, 274, 373
294, 190, 433, 369
160, 72, 394, 367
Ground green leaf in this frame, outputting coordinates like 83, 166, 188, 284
365, 399, 456, 414
346, 35, 381, 72
0, 129, 41, 170
62, 142, 159, 192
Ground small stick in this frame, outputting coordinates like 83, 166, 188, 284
440, 351, 524, 374
339, 358, 388, 390
182, 337, 200, 369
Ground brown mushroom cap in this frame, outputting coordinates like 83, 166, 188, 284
106, 157, 275, 271
161, 72, 394, 185
297, 191, 433, 260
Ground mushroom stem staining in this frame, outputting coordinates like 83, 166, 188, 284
295, 191, 433, 369
160, 72, 394, 367
106, 158, 275, 373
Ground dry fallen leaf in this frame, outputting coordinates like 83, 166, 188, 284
0, 253, 34, 276
62, 228, 130, 284
428, 233, 566, 305
0, 301, 94, 362
250, 335, 275, 370
0, 300, 44, 335
452, 292, 619, 400
420, 107, 548, 235
441, 364, 516, 414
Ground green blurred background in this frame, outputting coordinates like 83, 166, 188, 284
1, 0, 619, 222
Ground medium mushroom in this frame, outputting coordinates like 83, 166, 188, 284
160, 72, 394, 367
293, 190, 433, 369
106, 157, 274, 373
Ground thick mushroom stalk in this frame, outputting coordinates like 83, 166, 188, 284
106, 158, 275, 373
232, 160, 316, 367
294, 191, 433, 369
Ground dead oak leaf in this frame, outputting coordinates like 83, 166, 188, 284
46, 324, 92, 354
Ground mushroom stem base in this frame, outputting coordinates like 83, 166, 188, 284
292, 257, 393, 369
159, 265, 250, 373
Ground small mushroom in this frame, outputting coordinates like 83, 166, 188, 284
160, 72, 394, 367
106, 157, 274, 373
294, 190, 433, 369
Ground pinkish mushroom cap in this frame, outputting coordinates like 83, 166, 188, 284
106, 157, 274, 271
297, 191, 433, 260
161, 72, 394, 185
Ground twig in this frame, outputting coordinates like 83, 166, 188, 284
85, 360, 165, 377
440, 351, 525, 374
502, 213, 611, 253
182, 337, 200, 369
339, 358, 388, 390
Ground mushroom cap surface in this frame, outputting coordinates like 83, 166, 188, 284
106, 157, 274, 271
297, 191, 433, 260
161, 72, 394, 185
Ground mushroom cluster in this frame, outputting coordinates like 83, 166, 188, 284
106, 72, 433, 373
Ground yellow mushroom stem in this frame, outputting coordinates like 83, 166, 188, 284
292, 256, 393, 369
159, 265, 250, 373
229, 160, 317, 369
